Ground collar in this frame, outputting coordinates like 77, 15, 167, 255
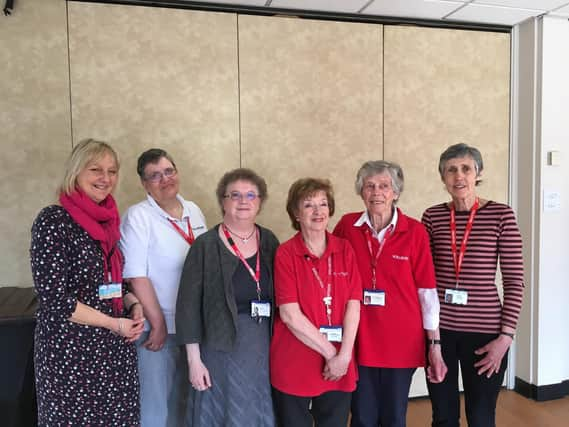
146, 193, 190, 221
354, 208, 399, 241
292, 231, 342, 259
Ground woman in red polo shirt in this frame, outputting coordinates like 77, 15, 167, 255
270, 178, 362, 427
333, 160, 446, 427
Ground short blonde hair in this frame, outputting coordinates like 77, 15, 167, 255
59, 138, 120, 195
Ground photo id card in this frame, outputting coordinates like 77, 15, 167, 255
98, 283, 122, 300
363, 289, 386, 306
250, 300, 271, 318
319, 325, 343, 343
444, 289, 468, 305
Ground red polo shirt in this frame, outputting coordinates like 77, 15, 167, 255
333, 210, 436, 368
270, 232, 362, 396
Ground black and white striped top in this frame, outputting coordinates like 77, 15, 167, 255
422, 201, 524, 334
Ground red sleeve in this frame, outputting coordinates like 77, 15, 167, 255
411, 222, 437, 290
345, 241, 363, 301
274, 244, 299, 306
332, 216, 346, 239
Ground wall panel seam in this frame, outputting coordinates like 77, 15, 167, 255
66, 1, 74, 147
237, 13, 242, 167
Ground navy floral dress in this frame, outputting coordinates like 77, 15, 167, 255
30, 205, 139, 426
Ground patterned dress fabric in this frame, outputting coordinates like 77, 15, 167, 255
30, 205, 139, 426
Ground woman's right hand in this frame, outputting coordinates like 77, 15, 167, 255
189, 358, 212, 392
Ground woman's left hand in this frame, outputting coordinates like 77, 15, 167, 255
427, 345, 448, 383
322, 353, 350, 381
474, 335, 512, 378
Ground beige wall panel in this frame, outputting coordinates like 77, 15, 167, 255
68, 3, 240, 223
0, 0, 71, 286
384, 26, 510, 220
239, 15, 383, 241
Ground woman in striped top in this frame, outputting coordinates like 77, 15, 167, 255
422, 143, 524, 427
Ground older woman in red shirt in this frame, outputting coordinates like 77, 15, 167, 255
271, 178, 361, 427
334, 160, 446, 427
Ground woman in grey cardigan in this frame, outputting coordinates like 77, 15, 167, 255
176, 168, 279, 427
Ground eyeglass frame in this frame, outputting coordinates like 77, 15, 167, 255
223, 191, 260, 202
143, 167, 178, 183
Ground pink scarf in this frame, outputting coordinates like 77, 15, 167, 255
60, 190, 123, 314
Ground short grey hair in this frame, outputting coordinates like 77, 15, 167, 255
438, 143, 484, 185
355, 160, 404, 199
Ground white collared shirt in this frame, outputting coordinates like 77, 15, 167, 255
353, 208, 398, 243
353, 208, 440, 330
120, 194, 207, 333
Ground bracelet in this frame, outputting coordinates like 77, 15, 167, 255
118, 318, 124, 334
428, 339, 441, 346
500, 331, 515, 339
127, 302, 141, 314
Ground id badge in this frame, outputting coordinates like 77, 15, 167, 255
444, 289, 468, 305
319, 325, 343, 343
363, 289, 385, 306
251, 300, 271, 318
98, 282, 122, 300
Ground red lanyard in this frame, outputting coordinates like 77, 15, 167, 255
307, 255, 333, 326
450, 198, 479, 287
222, 225, 262, 299
168, 217, 195, 245
105, 245, 117, 283
365, 224, 393, 289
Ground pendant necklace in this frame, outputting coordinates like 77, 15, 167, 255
224, 224, 256, 243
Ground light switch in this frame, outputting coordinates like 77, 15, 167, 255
547, 151, 561, 166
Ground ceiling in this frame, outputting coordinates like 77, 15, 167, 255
190, 0, 569, 26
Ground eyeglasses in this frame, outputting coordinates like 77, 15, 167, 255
223, 191, 259, 202
144, 167, 177, 183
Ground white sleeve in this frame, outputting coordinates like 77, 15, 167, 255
418, 287, 440, 330
120, 206, 150, 278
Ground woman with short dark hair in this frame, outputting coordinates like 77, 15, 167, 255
120, 148, 207, 426
271, 178, 361, 427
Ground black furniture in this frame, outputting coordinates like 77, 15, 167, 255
0, 286, 38, 427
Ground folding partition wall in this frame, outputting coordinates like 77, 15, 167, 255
68, 3, 240, 223
383, 26, 510, 220
238, 15, 383, 238
1, 0, 510, 316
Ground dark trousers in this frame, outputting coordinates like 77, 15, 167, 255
273, 388, 351, 427
350, 366, 416, 427
427, 329, 508, 427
